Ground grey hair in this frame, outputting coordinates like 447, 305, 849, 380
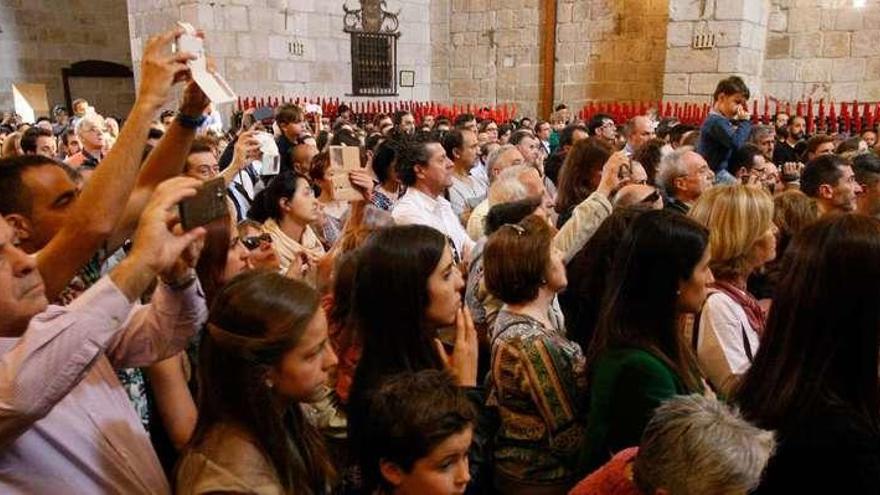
633, 394, 776, 495
488, 164, 531, 206
486, 144, 518, 182
75, 113, 105, 137
656, 145, 695, 196
748, 124, 775, 144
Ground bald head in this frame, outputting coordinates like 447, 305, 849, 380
627, 116, 655, 152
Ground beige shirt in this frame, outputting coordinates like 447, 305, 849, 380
469, 191, 611, 257
176, 423, 283, 495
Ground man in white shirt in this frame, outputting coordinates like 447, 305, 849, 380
392, 138, 475, 261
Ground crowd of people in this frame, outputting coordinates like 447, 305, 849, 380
2, 28, 880, 494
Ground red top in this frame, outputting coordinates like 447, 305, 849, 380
569, 447, 642, 495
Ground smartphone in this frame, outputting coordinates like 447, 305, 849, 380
179, 177, 228, 230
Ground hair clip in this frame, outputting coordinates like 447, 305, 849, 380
503, 223, 526, 235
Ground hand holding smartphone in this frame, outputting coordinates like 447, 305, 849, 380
178, 177, 228, 231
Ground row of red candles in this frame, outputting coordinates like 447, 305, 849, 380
237, 96, 880, 135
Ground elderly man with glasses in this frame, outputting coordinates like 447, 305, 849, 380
66, 114, 106, 169
656, 146, 715, 215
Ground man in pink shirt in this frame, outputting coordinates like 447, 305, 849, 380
0, 177, 207, 493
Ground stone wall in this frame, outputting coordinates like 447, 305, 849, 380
127, 0, 432, 112
555, 0, 669, 109
430, 0, 543, 118
0, 0, 134, 118
764, 0, 880, 103
663, 0, 769, 102
431, 0, 669, 119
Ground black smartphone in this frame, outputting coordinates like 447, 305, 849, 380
179, 177, 228, 230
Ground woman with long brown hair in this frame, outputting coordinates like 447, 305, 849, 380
176, 270, 339, 494
736, 215, 880, 493
583, 210, 713, 472
555, 137, 613, 227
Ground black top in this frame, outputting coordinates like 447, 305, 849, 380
544, 149, 567, 186
772, 140, 800, 166
276, 133, 295, 174
663, 196, 690, 215
753, 404, 880, 494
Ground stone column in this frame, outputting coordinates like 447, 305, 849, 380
663, 0, 770, 101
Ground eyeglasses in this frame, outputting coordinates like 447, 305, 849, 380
241, 233, 272, 250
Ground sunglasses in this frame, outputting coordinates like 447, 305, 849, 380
241, 233, 272, 250
639, 190, 661, 205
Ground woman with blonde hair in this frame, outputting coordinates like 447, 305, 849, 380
689, 184, 776, 396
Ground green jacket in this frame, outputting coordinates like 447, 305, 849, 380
583, 347, 690, 472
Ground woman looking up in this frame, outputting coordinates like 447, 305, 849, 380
347, 225, 483, 492
249, 170, 325, 284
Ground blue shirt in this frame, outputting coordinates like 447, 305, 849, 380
697, 111, 752, 174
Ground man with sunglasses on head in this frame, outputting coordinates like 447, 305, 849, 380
613, 184, 664, 209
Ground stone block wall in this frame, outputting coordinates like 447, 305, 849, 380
555, 0, 669, 109
0, 0, 134, 118
764, 0, 880, 103
432, 0, 669, 119
127, 0, 432, 112
663, 0, 769, 102
431, 0, 543, 118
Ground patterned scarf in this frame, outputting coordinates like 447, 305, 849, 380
711, 280, 767, 336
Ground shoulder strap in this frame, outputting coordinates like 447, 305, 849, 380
741, 323, 754, 362
691, 290, 718, 351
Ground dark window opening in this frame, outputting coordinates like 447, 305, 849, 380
350, 32, 398, 96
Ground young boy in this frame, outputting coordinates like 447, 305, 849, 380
697, 76, 753, 184
359, 370, 478, 495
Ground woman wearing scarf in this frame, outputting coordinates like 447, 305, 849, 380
689, 185, 777, 396
248, 170, 326, 286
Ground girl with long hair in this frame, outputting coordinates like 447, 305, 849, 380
346, 225, 481, 493
583, 210, 713, 472
249, 170, 325, 282
737, 214, 880, 493
176, 270, 339, 494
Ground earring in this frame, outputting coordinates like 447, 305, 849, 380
264, 378, 274, 389
676, 289, 681, 295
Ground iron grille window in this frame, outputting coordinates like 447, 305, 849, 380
350, 32, 398, 96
